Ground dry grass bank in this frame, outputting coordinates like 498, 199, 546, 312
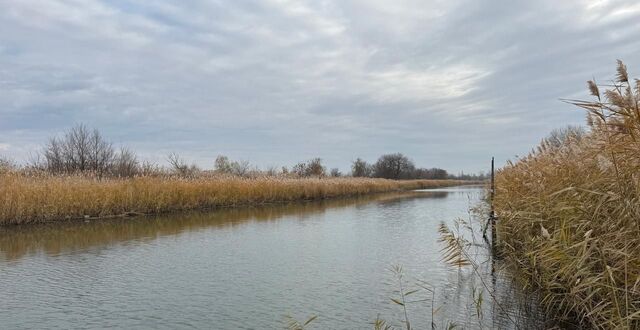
0, 173, 468, 225
494, 62, 640, 328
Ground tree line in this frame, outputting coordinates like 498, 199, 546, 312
350, 154, 482, 180
2, 124, 485, 180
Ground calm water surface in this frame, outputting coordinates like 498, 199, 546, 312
0, 186, 544, 329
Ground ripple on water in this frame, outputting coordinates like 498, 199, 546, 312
0, 187, 547, 329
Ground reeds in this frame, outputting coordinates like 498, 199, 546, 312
494, 61, 640, 329
0, 172, 465, 225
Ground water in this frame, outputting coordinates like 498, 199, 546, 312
0, 186, 545, 329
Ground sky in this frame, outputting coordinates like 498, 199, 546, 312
1, 0, 640, 174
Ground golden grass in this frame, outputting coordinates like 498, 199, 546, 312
0, 191, 439, 261
0, 173, 467, 225
494, 61, 640, 329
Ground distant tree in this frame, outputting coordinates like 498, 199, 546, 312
88, 127, 115, 175
430, 168, 448, 179
42, 124, 115, 176
112, 147, 138, 177
231, 160, 252, 177
292, 158, 326, 177
351, 158, 372, 177
0, 155, 15, 173
306, 158, 325, 176
168, 152, 199, 177
448, 171, 487, 181
414, 167, 448, 179
264, 166, 279, 177
373, 153, 415, 179
214, 155, 233, 173
215, 155, 253, 177
291, 162, 306, 177
140, 160, 163, 177
543, 125, 586, 149
330, 168, 341, 177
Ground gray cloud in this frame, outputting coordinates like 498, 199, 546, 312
1, 0, 639, 173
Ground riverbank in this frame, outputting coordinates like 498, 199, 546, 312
493, 63, 640, 329
0, 173, 471, 225
1, 185, 523, 329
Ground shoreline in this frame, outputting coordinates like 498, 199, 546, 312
0, 175, 479, 226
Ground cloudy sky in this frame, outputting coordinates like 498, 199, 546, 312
1, 0, 639, 173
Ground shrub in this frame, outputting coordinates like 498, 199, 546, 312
214, 155, 253, 177
167, 152, 200, 178
292, 158, 326, 177
0, 155, 16, 174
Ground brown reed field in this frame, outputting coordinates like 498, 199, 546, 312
0, 172, 466, 225
494, 61, 640, 329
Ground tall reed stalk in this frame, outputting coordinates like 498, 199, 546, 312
0, 174, 466, 225
494, 61, 640, 329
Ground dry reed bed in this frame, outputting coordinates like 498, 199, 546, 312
0, 174, 464, 225
494, 62, 640, 329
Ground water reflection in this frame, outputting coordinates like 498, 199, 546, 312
0, 186, 549, 329
0, 190, 448, 262
436, 240, 550, 329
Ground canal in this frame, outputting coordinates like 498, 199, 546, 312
0, 186, 544, 329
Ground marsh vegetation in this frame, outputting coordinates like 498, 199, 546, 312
0, 123, 481, 225
0, 173, 467, 225
494, 61, 640, 329
0, 187, 543, 329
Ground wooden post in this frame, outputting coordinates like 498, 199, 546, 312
490, 157, 497, 255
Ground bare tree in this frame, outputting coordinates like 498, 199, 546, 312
215, 155, 253, 177
168, 152, 186, 173
88, 128, 115, 175
305, 158, 325, 177
167, 152, 199, 177
543, 125, 586, 149
291, 162, 306, 177
373, 153, 415, 179
43, 137, 64, 173
292, 158, 326, 177
330, 168, 341, 177
264, 166, 279, 177
42, 124, 115, 175
232, 160, 252, 177
112, 147, 138, 177
351, 158, 372, 177
140, 160, 163, 177
64, 124, 91, 172
414, 167, 448, 179
214, 155, 233, 173
0, 155, 15, 173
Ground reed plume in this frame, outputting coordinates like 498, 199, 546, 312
495, 61, 640, 329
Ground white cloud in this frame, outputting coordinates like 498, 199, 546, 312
0, 0, 639, 172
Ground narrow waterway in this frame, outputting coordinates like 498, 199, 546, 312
0, 186, 544, 329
